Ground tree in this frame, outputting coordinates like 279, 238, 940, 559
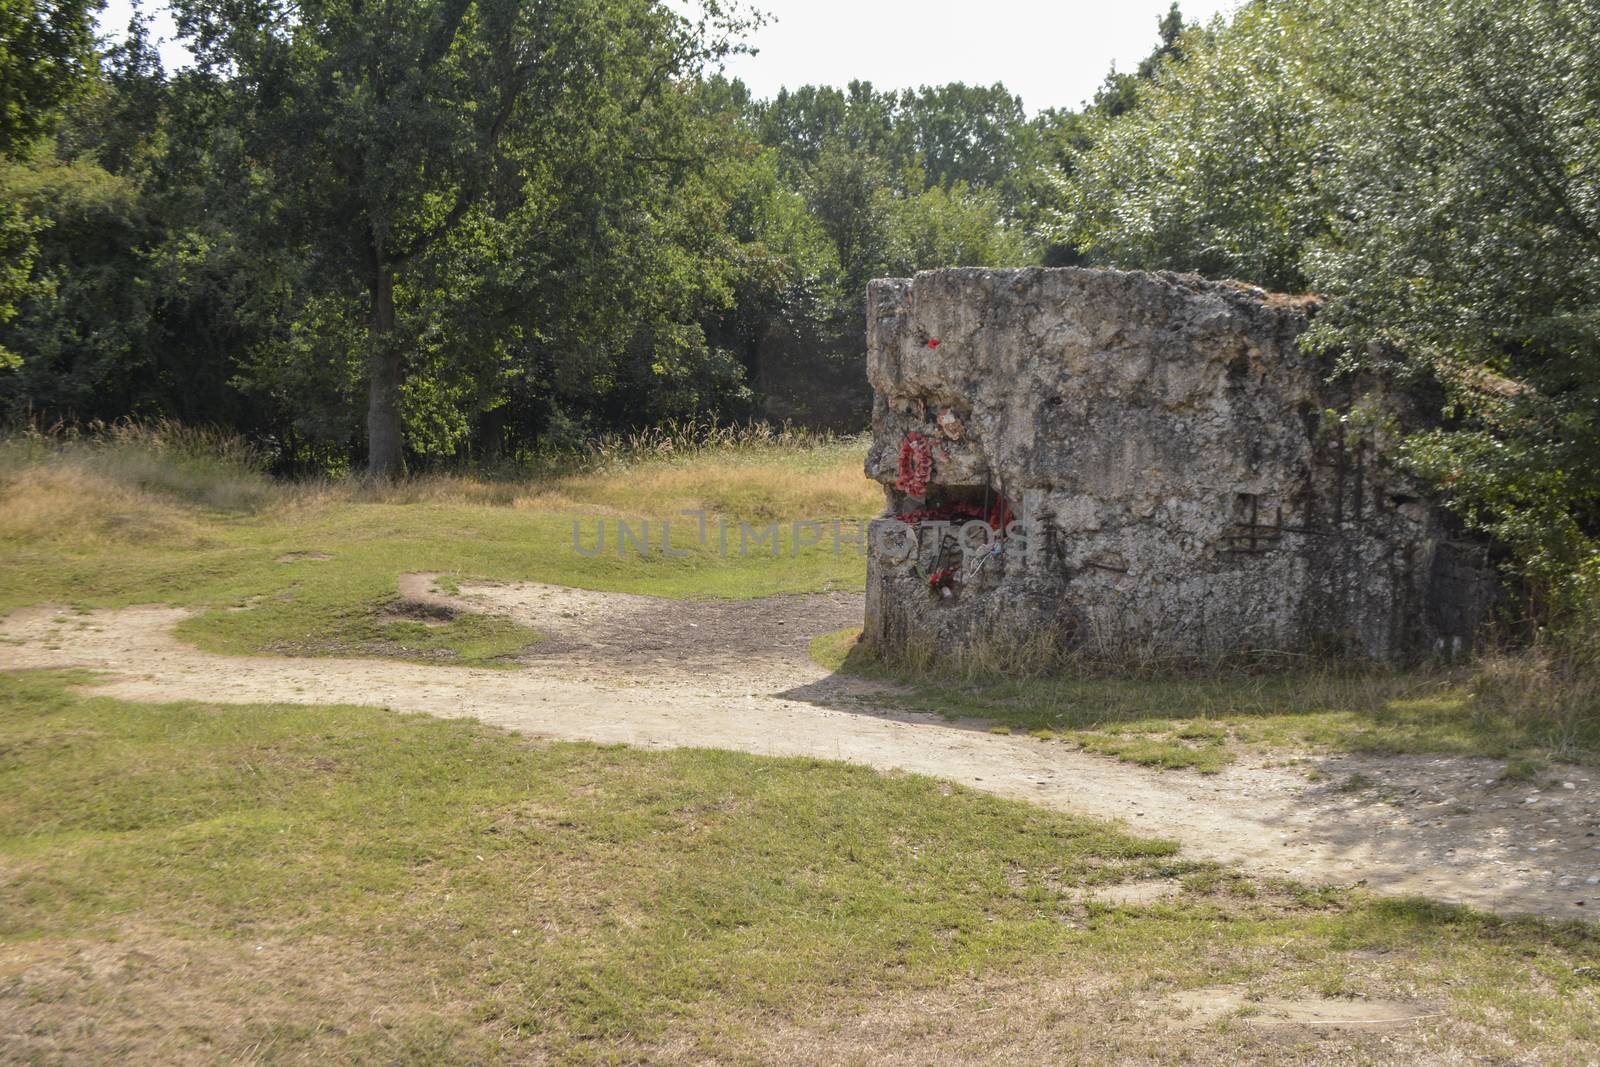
896, 83, 1029, 196
1084, 1, 1191, 121
803, 138, 893, 296
0, 0, 100, 155
1052, 0, 1329, 291
170, 0, 749, 478
885, 182, 1028, 276
1305, 0, 1600, 614
754, 81, 906, 179
0, 0, 101, 369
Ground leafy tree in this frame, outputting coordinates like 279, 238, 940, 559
0, 0, 100, 154
0, 150, 152, 410
896, 83, 1029, 196
1304, 0, 1600, 614
169, 0, 750, 477
1084, 1, 1191, 121
0, 4, 1080, 455
0, 0, 102, 370
886, 182, 1029, 276
754, 81, 906, 179
2, 11, 306, 438
698, 143, 837, 395
803, 138, 894, 296
1052, 0, 1326, 291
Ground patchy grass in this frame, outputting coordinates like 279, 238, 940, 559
813, 627, 1600, 772
1, 671, 1597, 1063
0, 429, 879, 665
1338, 772, 1377, 794
1073, 721, 1234, 774
809, 624, 867, 673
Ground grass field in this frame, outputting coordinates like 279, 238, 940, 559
2, 670, 1597, 1063
0, 425, 880, 666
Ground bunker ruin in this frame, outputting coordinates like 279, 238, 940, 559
862, 268, 1493, 665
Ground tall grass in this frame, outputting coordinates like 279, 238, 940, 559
0, 419, 276, 512
285, 420, 876, 517
1471, 637, 1600, 761
407, 416, 860, 484
0, 421, 279, 550
0, 417, 878, 517
582, 416, 852, 470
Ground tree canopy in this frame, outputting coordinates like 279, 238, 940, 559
5, 0, 1114, 470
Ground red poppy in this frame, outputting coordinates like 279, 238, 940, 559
895, 431, 934, 497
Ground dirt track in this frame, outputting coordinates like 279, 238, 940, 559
4, 575, 1598, 921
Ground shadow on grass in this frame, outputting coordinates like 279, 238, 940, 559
803, 626, 1600, 773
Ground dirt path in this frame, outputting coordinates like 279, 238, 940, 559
4, 578, 1598, 921
395, 572, 862, 695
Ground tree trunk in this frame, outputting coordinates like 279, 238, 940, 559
366, 266, 406, 480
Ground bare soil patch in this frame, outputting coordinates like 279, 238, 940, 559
743, 972, 1488, 1066
1083, 878, 1186, 906
400, 572, 861, 693
0, 929, 491, 1065
1162, 987, 1436, 1031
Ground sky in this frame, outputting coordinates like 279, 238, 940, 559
97, 0, 1240, 114
718, 0, 1239, 112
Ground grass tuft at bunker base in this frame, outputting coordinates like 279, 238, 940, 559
812, 627, 1600, 774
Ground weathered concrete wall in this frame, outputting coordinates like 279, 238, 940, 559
862, 267, 1493, 664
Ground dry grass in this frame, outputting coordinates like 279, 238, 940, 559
0, 463, 210, 550
1471, 641, 1600, 761
888, 623, 1073, 680
0, 421, 277, 554
0, 930, 495, 1066
0, 417, 880, 529
514, 458, 882, 522
0, 420, 876, 665
2, 927, 1556, 1066
0, 419, 881, 525
0, 420, 277, 509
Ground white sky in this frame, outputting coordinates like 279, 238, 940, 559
98, 0, 1241, 114
719, 0, 1239, 112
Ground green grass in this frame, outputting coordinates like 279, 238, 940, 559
1, 670, 1597, 1063
0, 433, 879, 666
814, 627, 1600, 773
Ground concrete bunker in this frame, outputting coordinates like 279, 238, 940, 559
862, 267, 1493, 665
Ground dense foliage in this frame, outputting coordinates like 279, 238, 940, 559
1057, 0, 1600, 624
5, 1, 1162, 472
1, 0, 1195, 470
0, 0, 101, 367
